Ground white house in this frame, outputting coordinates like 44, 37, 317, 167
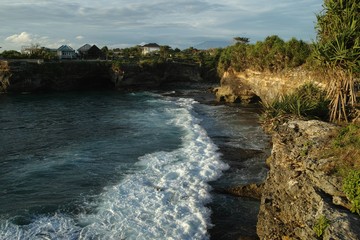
57, 45, 76, 59
142, 43, 161, 55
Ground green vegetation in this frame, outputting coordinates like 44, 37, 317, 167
0, 44, 57, 60
313, 0, 360, 122
332, 124, 360, 170
262, 83, 329, 121
334, 124, 360, 148
217, 35, 311, 76
343, 170, 360, 215
313, 215, 330, 238
323, 124, 360, 214
1, 50, 23, 59
111, 46, 222, 82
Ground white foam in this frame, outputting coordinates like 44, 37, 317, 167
0, 97, 228, 240
77, 98, 228, 240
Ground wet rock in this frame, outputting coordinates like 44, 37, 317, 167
225, 183, 264, 199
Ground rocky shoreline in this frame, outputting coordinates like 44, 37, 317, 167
214, 69, 360, 239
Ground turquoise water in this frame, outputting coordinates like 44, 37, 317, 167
0, 91, 269, 239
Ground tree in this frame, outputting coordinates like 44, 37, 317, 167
285, 38, 311, 68
101, 46, 109, 59
159, 45, 172, 59
234, 36, 249, 45
313, 0, 360, 122
1, 50, 23, 59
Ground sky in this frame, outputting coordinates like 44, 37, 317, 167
0, 0, 323, 51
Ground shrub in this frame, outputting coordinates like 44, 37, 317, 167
285, 38, 311, 68
217, 35, 312, 74
263, 83, 329, 120
313, 215, 330, 238
343, 170, 360, 214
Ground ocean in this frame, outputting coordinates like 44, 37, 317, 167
0, 89, 269, 240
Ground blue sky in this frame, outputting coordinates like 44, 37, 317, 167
0, 0, 323, 51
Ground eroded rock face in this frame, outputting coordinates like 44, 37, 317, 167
213, 70, 260, 103
257, 120, 360, 240
215, 68, 325, 104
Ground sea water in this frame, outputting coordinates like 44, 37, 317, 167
0, 90, 268, 239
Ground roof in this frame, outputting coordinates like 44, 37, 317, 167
58, 45, 74, 51
88, 45, 101, 52
77, 44, 91, 52
142, 43, 160, 48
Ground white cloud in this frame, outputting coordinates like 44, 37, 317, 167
0, 0, 323, 50
5, 32, 32, 44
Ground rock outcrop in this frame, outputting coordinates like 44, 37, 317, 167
214, 68, 326, 103
257, 120, 360, 239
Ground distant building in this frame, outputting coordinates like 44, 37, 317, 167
77, 44, 104, 59
77, 44, 92, 58
141, 43, 160, 55
57, 45, 76, 59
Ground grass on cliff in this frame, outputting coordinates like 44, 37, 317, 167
333, 124, 360, 170
326, 124, 360, 214
261, 83, 330, 122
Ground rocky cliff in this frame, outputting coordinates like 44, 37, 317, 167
113, 62, 202, 89
214, 68, 326, 103
257, 120, 360, 239
0, 60, 114, 92
214, 68, 360, 239
0, 60, 204, 93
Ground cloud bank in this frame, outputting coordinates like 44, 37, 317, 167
0, 0, 323, 50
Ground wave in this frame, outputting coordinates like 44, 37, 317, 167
0, 97, 228, 240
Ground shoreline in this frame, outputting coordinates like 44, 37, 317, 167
162, 85, 271, 239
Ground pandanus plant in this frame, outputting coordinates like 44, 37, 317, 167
313, 0, 360, 122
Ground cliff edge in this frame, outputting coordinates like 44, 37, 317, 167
214, 68, 325, 104
0, 60, 204, 93
214, 68, 360, 239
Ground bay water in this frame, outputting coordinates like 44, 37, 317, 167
0, 90, 269, 239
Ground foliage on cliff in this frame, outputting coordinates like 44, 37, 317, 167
313, 0, 360, 122
262, 83, 330, 121
217, 36, 311, 75
112, 47, 222, 82
0, 46, 57, 60
323, 123, 360, 215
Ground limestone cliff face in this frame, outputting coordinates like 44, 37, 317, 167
214, 68, 326, 103
258, 120, 360, 239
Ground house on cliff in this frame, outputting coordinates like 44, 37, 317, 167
57, 45, 76, 59
77, 44, 91, 58
77, 44, 104, 59
141, 43, 160, 55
